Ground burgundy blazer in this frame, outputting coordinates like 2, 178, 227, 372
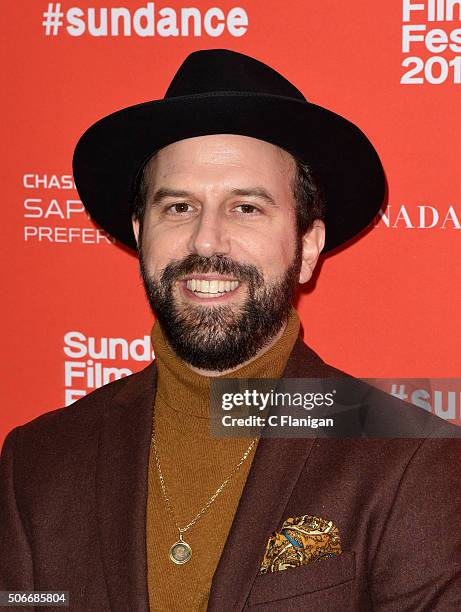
1, 338, 460, 611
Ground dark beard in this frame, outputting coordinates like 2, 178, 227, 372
139, 249, 301, 372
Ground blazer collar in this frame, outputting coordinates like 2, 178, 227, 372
96, 363, 156, 612
95, 336, 332, 611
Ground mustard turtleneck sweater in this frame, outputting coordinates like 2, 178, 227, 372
146, 308, 300, 611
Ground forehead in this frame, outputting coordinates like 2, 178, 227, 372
144, 134, 295, 191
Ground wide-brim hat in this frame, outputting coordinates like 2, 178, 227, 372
73, 49, 385, 253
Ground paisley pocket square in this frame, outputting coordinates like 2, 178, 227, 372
259, 514, 342, 574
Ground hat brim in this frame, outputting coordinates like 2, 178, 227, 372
72, 93, 385, 252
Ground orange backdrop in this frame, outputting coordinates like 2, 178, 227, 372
3, 0, 461, 444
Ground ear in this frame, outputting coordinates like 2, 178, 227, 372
132, 217, 140, 247
298, 219, 325, 284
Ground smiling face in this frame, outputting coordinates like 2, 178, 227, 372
133, 134, 325, 372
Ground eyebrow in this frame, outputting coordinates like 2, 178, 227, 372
150, 186, 277, 206
228, 188, 277, 206
150, 188, 192, 204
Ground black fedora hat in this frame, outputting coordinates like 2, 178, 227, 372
73, 49, 385, 252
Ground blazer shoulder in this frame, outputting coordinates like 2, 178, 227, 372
284, 336, 350, 379
8, 362, 156, 448
287, 337, 460, 440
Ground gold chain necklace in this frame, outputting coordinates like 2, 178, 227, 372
151, 420, 257, 565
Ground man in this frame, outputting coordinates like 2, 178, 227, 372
1, 49, 460, 611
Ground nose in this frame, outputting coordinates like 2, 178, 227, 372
187, 207, 231, 258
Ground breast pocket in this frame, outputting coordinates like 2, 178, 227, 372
246, 551, 355, 611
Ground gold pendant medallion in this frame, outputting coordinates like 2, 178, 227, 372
169, 540, 192, 565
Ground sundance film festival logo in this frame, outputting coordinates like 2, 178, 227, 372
63, 330, 154, 405
42, 2, 249, 38
401, 0, 461, 84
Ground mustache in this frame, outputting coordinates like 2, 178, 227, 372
158, 254, 264, 288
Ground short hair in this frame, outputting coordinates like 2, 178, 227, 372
130, 149, 325, 239
291, 155, 325, 235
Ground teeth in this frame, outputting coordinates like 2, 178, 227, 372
185, 279, 239, 295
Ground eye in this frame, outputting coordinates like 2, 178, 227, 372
166, 202, 194, 214
234, 203, 261, 214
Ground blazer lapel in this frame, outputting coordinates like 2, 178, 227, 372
208, 338, 335, 612
96, 364, 156, 612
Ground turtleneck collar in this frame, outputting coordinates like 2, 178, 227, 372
151, 308, 300, 423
